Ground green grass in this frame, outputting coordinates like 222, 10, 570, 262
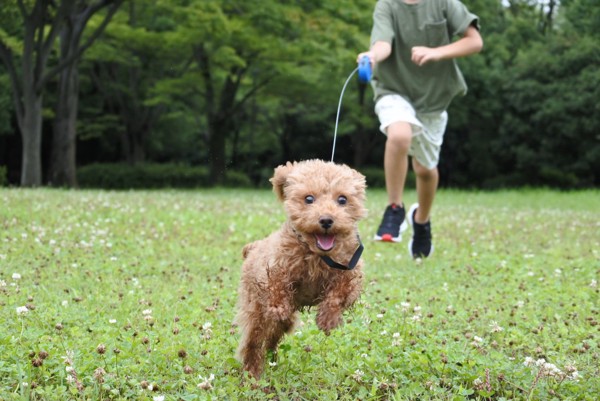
0, 188, 598, 400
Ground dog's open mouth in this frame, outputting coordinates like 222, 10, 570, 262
315, 234, 335, 251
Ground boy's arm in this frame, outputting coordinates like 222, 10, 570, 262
411, 25, 483, 66
357, 40, 392, 66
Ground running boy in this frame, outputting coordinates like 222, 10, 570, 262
358, 0, 483, 258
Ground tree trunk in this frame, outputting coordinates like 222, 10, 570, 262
352, 124, 378, 168
131, 126, 146, 164
208, 115, 228, 186
50, 64, 79, 187
21, 91, 43, 186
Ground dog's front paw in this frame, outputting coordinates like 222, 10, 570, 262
266, 304, 292, 321
316, 309, 343, 334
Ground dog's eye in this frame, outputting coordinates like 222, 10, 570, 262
305, 195, 315, 204
337, 195, 347, 205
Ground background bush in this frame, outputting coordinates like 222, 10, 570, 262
77, 163, 252, 189
361, 167, 415, 189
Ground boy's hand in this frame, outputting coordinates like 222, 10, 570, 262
411, 46, 442, 66
357, 51, 376, 66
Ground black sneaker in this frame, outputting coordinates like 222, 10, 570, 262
374, 203, 408, 243
407, 203, 433, 258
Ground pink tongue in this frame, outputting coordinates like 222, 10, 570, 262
316, 234, 335, 251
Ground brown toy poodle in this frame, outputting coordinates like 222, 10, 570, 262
234, 159, 367, 379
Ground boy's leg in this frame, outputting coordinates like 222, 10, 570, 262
411, 158, 438, 224
406, 110, 446, 258
407, 159, 437, 257
384, 121, 412, 205
374, 94, 421, 242
374, 121, 412, 242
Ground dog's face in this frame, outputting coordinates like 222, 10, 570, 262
270, 160, 367, 254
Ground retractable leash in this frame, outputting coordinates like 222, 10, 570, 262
330, 56, 372, 162
320, 56, 371, 271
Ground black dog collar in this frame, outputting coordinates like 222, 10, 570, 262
320, 236, 364, 271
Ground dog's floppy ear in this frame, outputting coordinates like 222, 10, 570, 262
270, 161, 296, 201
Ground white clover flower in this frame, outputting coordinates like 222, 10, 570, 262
16, 306, 29, 315
142, 309, 152, 316
12, 273, 21, 280
473, 336, 484, 343
62, 350, 74, 365
590, 279, 597, 288
564, 363, 579, 381
109, 319, 117, 324
198, 374, 214, 390
0, 280, 7, 287
524, 356, 534, 366
489, 321, 504, 333
66, 366, 74, 373
376, 313, 384, 319
393, 332, 400, 338
380, 330, 388, 336
269, 361, 277, 367
202, 322, 212, 330
351, 369, 365, 382
153, 396, 165, 401
62, 300, 68, 307
411, 314, 421, 322
413, 306, 422, 313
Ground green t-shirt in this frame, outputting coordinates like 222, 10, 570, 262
370, 0, 479, 113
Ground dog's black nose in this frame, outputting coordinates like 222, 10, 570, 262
319, 216, 334, 230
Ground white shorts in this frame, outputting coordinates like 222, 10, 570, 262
374, 94, 448, 169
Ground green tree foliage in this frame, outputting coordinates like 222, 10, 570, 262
444, 0, 599, 188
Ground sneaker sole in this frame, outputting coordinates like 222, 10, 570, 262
407, 203, 434, 258
373, 220, 408, 243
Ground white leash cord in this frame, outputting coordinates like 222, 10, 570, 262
331, 66, 359, 162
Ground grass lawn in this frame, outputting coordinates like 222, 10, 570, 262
0, 188, 598, 400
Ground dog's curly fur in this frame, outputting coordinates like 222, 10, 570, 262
234, 159, 367, 379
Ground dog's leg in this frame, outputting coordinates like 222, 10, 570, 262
237, 315, 268, 379
265, 314, 297, 357
316, 272, 363, 334
265, 267, 295, 321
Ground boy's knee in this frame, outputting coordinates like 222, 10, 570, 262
386, 123, 412, 150
413, 159, 437, 177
